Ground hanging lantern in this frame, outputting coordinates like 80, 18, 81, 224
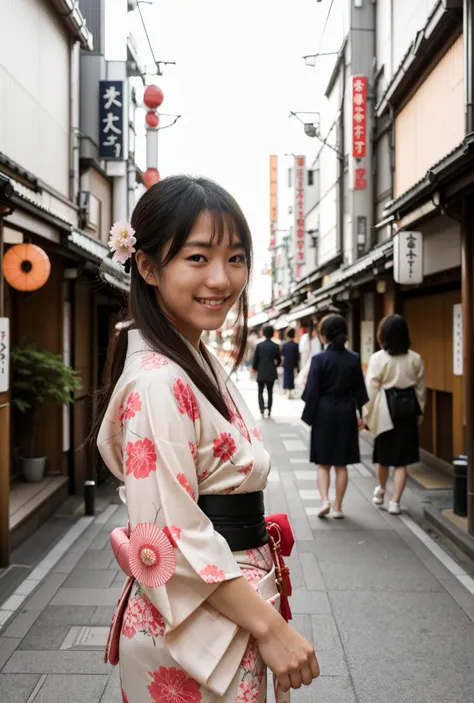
143, 168, 160, 189
145, 111, 159, 129
2, 243, 51, 292
143, 85, 164, 109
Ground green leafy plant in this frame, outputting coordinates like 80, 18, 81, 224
11, 345, 82, 457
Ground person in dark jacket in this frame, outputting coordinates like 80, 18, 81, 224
252, 325, 281, 418
281, 328, 300, 398
302, 314, 368, 519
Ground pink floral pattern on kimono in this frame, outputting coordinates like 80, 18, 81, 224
138, 594, 165, 639
177, 472, 196, 501
199, 564, 226, 584
148, 666, 202, 703
235, 680, 260, 703
140, 353, 169, 370
125, 438, 157, 479
121, 688, 130, 703
250, 428, 263, 442
173, 379, 200, 421
163, 525, 181, 548
122, 595, 143, 639
119, 391, 142, 429
212, 433, 237, 461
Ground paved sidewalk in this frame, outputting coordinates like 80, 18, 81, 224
0, 373, 474, 702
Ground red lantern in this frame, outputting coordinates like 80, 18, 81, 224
143, 168, 160, 189
143, 85, 164, 109
145, 111, 159, 129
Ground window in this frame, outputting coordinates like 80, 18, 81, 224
288, 168, 292, 188
307, 170, 314, 186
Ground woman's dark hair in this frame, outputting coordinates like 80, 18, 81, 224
377, 314, 411, 355
320, 314, 347, 350
262, 325, 274, 339
287, 328, 296, 340
94, 175, 253, 439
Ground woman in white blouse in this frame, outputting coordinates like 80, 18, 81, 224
364, 315, 426, 515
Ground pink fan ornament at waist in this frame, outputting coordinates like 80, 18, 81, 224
117, 522, 176, 588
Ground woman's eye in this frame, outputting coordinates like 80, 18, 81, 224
230, 254, 247, 264
187, 254, 207, 263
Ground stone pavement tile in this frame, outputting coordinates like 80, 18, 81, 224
53, 529, 102, 575
299, 552, 326, 591
25, 573, 69, 611
3, 650, 112, 675
290, 613, 313, 645
462, 605, 474, 623
311, 614, 343, 651
0, 673, 40, 703
100, 667, 121, 703
286, 552, 304, 590
35, 605, 96, 626
309, 530, 443, 592
33, 674, 109, 703
112, 571, 127, 587
395, 526, 460, 581
265, 482, 289, 516
439, 577, 474, 608
89, 532, 111, 551
290, 590, 331, 615
293, 677, 356, 703
329, 590, 474, 703
50, 587, 122, 607
316, 649, 349, 676
63, 569, 118, 589
280, 474, 313, 541
2, 609, 43, 640
0, 637, 20, 670
75, 551, 116, 571
18, 622, 70, 651
93, 606, 116, 626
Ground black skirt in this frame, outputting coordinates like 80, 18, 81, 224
373, 417, 420, 467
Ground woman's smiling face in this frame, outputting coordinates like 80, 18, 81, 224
136, 210, 249, 347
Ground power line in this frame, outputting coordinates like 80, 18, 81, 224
317, 0, 336, 55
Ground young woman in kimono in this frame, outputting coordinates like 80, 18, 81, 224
301, 314, 368, 519
96, 176, 319, 703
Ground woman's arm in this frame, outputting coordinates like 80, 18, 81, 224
414, 355, 427, 415
301, 356, 321, 424
207, 577, 319, 692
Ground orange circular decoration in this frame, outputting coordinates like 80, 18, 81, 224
2, 243, 51, 292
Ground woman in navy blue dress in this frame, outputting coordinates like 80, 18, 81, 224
281, 328, 300, 398
302, 315, 368, 519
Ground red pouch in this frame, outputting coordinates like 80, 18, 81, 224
104, 576, 134, 666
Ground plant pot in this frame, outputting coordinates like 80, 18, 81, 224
22, 457, 46, 483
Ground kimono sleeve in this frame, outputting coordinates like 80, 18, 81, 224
301, 355, 321, 425
119, 372, 248, 692
362, 353, 383, 429
414, 355, 427, 414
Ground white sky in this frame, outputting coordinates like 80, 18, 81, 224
133, 0, 332, 306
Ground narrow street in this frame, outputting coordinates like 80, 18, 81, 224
0, 373, 474, 703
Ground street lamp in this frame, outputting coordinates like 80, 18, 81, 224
303, 51, 339, 67
289, 111, 343, 160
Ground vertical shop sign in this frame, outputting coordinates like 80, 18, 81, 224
99, 81, 124, 159
352, 76, 367, 158
0, 318, 9, 393
294, 155, 305, 280
453, 303, 463, 376
393, 231, 423, 285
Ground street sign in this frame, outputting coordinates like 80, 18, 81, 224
393, 230, 423, 285
99, 81, 124, 160
0, 317, 9, 393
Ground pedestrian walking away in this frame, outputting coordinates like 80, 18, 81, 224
252, 325, 281, 418
364, 314, 426, 515
94, 176, 319, 702
301, 314, 368, 519
281, 328, 300, 398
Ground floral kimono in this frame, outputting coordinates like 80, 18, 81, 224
98, 330, 289, 703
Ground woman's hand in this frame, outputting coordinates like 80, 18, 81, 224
256, 617, 320, 692
417, 415, 424, 426
358, 417, 365, 431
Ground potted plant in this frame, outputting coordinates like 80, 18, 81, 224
11, 345, 82, 482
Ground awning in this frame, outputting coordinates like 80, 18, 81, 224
68, 229, 109, 262
287, 305, 317, 323
248, 311, 269, 328
100, 258, 131, 293
274, 316, 291, 331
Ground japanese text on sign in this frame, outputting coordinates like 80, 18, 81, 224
294, 155, 305, 279
99, 81, 124, 160
352, 76, 367, 159
393, 230, 423, 285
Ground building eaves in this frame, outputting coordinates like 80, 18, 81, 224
9, 178, 74, 232
48, 0, 93, 51
376, 1, 461, 118
324, 37, 348, 98
381, 134, 474, 220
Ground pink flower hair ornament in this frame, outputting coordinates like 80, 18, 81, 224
108, 221, 137, 265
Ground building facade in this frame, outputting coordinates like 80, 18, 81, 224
0, 0, 153, 565
268, 0, 474, 536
